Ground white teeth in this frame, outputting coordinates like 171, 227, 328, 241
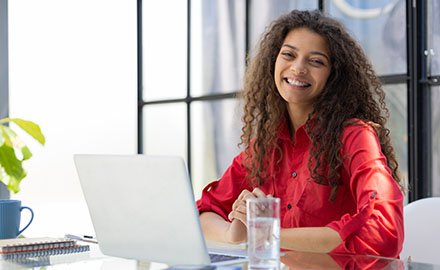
287, 78, 309, 87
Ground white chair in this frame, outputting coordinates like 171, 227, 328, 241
400, 197, 440, 265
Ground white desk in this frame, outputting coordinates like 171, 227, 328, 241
2, 243, 440, 270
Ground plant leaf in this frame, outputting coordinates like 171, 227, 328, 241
0, 126, 13, 147
7, 175, 22, 194
9, 118, 45, 145
21, 146, 33, 160
0, 166, 6, 183
0, 144, 25, 180
0, 126, 33, 160
0, 128, 3, 146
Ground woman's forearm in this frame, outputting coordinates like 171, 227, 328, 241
199, 211, 247, 244
280, 227, 342, 253
200, 211, 341, 250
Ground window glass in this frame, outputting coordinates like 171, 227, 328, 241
143, 103, 187, 163
327, 0, 406, 75
9, 0, 137, 237
428, 0, 440, 75
249, 0, 318, 51
384, 84, 408, 192
432, 86, 440, 196
143, 1, 187, 101
190, 0, 246, 96
191, 99, 243, 199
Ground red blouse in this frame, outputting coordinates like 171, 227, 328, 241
197, 118, 404, 258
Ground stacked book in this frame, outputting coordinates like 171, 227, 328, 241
0, 237, 90, 260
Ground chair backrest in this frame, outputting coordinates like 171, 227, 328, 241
400, 197, 440, 265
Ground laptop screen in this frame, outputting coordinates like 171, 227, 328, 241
74, 154, 212, 265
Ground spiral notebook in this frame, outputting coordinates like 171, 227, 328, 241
0, 237, 90, 260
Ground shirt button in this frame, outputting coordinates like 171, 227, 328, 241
287, 204, 292, 209
292, 172, 297, 178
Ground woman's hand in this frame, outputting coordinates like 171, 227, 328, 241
228, 188, 269, 226
200, 188, 271, 245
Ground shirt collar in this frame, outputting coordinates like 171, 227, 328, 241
277, 114, 315, 144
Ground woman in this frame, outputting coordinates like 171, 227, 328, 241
197, 9, 404, 258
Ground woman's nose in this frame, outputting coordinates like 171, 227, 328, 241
290, 62, 307, 75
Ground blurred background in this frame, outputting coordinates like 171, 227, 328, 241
1, 0, 439, 238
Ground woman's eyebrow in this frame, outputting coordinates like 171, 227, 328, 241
281, 44, 330, 61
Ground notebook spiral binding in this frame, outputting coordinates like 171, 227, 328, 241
1, 245, 90, 260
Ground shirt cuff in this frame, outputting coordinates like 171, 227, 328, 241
196, 181, 231, 221
326, 192, 376, 241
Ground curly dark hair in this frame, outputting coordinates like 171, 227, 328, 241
239, 9, 403, 200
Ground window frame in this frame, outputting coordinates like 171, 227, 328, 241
0, 0, 8, 120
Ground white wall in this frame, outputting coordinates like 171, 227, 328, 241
8, 0, 137, 237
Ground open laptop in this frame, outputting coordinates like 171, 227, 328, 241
74, 154, 247, 266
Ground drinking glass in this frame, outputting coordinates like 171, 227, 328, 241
247, 197, 280, 270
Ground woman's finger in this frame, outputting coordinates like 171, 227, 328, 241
234, 201, 247, 214
228, 211, 234, 221
232, 193, 248, 211
252, 187, 267, 198
238, 189, 254, 201
235, 204, 247, 214
228, 210, 247, 226
232, 199, 239, 211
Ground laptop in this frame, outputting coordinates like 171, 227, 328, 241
74, 154, 247, 266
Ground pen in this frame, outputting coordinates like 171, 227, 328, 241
65, 234, 98, 244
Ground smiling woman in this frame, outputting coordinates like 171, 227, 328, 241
274, 28, 331, 134
197, 9, 405, 258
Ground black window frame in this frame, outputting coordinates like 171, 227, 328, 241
0, 0, 9, 198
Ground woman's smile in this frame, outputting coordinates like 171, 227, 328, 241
284, 76, 311, 88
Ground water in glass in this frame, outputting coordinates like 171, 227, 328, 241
247, 216, 280, 270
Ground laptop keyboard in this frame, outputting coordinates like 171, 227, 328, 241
209, 253, 246, 263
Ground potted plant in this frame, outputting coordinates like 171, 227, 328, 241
0, 118, 45, 197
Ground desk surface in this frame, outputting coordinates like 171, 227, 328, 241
1, 244, 439, 270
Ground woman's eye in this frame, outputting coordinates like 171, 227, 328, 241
311, 59, 324, 65
281, 52, 293, 57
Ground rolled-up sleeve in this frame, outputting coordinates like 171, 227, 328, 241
326, 124, 404, 258
196, 153, 252, 221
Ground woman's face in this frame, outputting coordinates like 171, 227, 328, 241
274, 27, 331, 113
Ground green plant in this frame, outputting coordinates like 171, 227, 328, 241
0, 118, 45, 193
